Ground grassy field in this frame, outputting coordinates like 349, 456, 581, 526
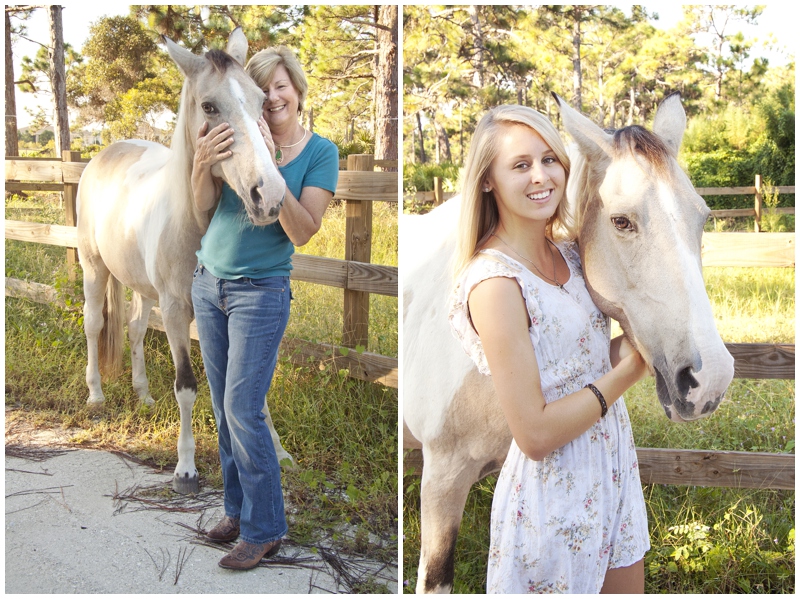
402, 264, 794, 594
4, 192, 399, 590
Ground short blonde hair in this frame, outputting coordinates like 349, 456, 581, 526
453, 105, 574, 278
245, 46, 308, 114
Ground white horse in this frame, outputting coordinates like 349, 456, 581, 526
77, 29, 292, 494
402, 93, 735, 593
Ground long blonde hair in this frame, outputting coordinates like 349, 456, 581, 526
453, 105, 573, 279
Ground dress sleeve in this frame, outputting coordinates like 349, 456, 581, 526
448, 253, 543, 376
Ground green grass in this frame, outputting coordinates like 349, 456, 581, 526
5, 192, 398, 570
403, 265, 794, 593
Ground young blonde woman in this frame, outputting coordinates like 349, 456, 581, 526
448, 105, 650, 593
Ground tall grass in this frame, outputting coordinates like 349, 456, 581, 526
403, 265, 794, 593
5, 192, 398, 573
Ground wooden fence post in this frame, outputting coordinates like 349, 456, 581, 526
433, 176, 443, 206
754, 174, 762, 233
62, 150, 81, 280
343, 154, 374, 349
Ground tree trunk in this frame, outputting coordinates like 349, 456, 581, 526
433, 119, 452, 164
374, 4, 397, 167
416, 111, 426, 163
49, 6, 70, 155
5, 10, 19, 157
469, 5, 485, 88
627, 77, 635, 126
571, 10, 582, 111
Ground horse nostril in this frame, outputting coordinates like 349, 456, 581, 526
268, 205, 280, 218
250, 186, 262, 206
676, 365, 699, 397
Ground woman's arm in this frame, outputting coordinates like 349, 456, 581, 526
469, 276, 648, 461
277, 186, 333, 246
191, 122, 233, 212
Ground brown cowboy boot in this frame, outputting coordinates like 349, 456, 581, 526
218, 539, 282, 570
206, 516, 240, 543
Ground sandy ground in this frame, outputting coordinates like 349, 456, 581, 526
4, 415, 397, 594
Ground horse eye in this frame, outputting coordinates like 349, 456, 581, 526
201, 102, 217, 115
612, 216, 633, 231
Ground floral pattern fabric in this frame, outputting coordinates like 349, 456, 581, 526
449, 243, 650, 594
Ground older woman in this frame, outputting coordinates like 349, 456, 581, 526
190, 46, 339, 570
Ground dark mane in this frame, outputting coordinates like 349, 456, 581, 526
612, 125, 672, 178
206, 49, 236, 73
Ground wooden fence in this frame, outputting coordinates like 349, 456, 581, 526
5, 151, 398, 388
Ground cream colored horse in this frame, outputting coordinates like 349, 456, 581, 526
402, 93, 734, 593
77, 29, 290, 494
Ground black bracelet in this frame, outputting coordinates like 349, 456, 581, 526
585, 383, 608, 418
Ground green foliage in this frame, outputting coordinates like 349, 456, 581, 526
403, 161, 461, 193
681, 74, 795, 212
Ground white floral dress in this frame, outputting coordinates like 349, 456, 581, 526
449, 243, 650, 594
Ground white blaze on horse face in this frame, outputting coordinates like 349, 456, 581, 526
217, 77, 284, 226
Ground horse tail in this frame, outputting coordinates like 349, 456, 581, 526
98, 275, 125, 380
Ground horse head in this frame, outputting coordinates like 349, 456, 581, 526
164, 28, 285, 226
556, 92, 734, 422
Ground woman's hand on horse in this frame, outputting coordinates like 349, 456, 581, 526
617, 336, 649, 382
194, 121, 234, 171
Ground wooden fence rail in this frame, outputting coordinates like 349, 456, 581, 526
6, 152, 398, 388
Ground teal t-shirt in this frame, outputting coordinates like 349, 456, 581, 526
196, 133, 339, 279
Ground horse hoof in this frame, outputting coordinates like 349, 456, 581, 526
138, 395, 155, 408
279, 456, 296, 470
172, 473, 199, 495
87, 398, 105, 411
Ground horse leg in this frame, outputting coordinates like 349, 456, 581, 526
128, 292, 157, 407
160, 297, 199, 494
416, 448, 482, 594
262, 397, 294, 467
82, 260, 110, 407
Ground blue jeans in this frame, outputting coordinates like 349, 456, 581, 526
191, 265, 290, 544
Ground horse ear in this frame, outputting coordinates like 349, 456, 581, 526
552, 92, 613, 164
226, 27, 248, 66
163, 36, 205, 79
652, 92, 686, 156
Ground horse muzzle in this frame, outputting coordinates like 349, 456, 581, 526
247, 183, 284, 224
652, 346, 735, 422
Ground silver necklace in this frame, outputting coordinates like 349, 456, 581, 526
492, 233, 566, 292
275, 127, 307, 164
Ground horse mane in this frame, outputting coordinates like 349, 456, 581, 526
569, 125, 674, 238
206, 49, 236, 74
612, 126, 672, 179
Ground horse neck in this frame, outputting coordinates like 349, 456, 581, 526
170, 84, 209, 233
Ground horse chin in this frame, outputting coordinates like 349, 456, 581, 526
247, 211, 280, 227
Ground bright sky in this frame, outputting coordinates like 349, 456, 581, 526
9, 3, 796, 128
